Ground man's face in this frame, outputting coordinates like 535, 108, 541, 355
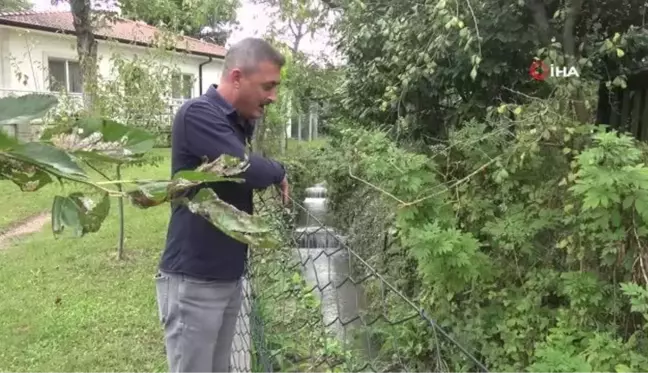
234, 61, 281, 120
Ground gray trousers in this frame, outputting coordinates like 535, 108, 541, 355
155, 271, 243, 373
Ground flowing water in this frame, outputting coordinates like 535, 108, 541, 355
294, 183, 365, 342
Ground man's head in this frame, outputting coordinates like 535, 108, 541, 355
219, 38, 285, 120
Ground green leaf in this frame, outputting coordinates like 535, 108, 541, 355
612, 32, 621, 43
127, 170, 245, 208
612, 76, 627, 89
0, 137, 86, 192
183, 188, 281, 248
0, 130, 86, 190
0, 94, 58, 125
52, 195, 81, 236
195, 154, 250, 176
47, 117, 156, 162
6, 142, 87, 178
52, 192, 111, 237
127, 180, 172, 208
72, 150, 126, 164
616, 364, 631, 373
82, 118, 155, 154
0, 153, 52, 191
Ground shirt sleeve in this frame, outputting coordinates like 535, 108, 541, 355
182, 101, 286, 189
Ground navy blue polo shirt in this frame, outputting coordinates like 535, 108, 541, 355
160, 85, 286, 281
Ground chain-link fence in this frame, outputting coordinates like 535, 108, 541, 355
229, 187, 489, 372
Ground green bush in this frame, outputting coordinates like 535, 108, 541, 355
312, 100, 648, 371
277, 139, 329, 203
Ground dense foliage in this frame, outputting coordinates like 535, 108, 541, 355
0, 0, 31, 11
119, 0, 239, 44
268, 0, 648, 370
311, 102, 648, 370
331, 0, 648, 140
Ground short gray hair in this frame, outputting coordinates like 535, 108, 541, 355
222, 38, 285, 75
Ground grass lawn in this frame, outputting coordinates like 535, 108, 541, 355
0, 148, 172, 372
0, 182, 58, 231
0, 148, 172, 232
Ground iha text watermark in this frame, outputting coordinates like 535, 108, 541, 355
529, 60, 580, 81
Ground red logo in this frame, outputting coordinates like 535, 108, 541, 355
529, 60, 549, 81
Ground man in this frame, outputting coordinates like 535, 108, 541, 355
155, 38, 289, 373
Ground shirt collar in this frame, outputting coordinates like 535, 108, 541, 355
204, 84, 255, 139
205, 84, 236, 116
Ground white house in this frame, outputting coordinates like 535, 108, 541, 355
0, 10, 226, 140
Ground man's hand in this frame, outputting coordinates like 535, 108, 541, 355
279, 176, 290, 205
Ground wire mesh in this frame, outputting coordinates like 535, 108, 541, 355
229, 185, 489, 372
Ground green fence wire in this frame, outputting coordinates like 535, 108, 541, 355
228, 188, 489, 372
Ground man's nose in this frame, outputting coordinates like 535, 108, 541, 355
267, 89, 278, 103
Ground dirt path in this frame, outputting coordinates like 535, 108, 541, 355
0, 213, 50, 250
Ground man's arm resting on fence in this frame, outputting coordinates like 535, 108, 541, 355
184, 102, 286, 189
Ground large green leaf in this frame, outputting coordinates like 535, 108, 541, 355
127, 172, 245, 208
127, 180, 172, 207
8, 142, 87, 177
0, 130, 87, 190
47, 117, 156, 162
0, 132, 53, 191
127, 156, 247, 208
0, 94, 59, 125
80, 117, 156, 154
52, 192, 111, 237
183, 188, 281, 249
0, 153, 53, 191
195, 154, 250, 176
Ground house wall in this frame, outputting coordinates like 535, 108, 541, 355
0, 25, 224, 140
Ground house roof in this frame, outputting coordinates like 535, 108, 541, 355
0, 11, 226, 58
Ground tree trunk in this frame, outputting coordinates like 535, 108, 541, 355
526, 0, 551, 45
254, 116, 267, 156
562, 0, 589, 123
116, 163, 125, 260
70, 0, 98, 112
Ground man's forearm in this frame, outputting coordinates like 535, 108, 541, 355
241, 153, 286, 189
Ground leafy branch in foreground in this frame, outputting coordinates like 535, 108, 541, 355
0, 93, 281, 249
41, 113, 160, 258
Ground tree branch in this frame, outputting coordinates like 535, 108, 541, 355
289, 19, 306, 55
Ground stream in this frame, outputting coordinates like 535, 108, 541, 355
293, 183, 366, 343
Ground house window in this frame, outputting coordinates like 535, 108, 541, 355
1, 124, 16, 138
171, 73, 194, 99
48, 58, 83, 93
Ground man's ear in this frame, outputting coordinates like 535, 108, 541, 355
230, 68, 243, 89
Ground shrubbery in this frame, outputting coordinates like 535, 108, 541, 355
288, 97, 648, 371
